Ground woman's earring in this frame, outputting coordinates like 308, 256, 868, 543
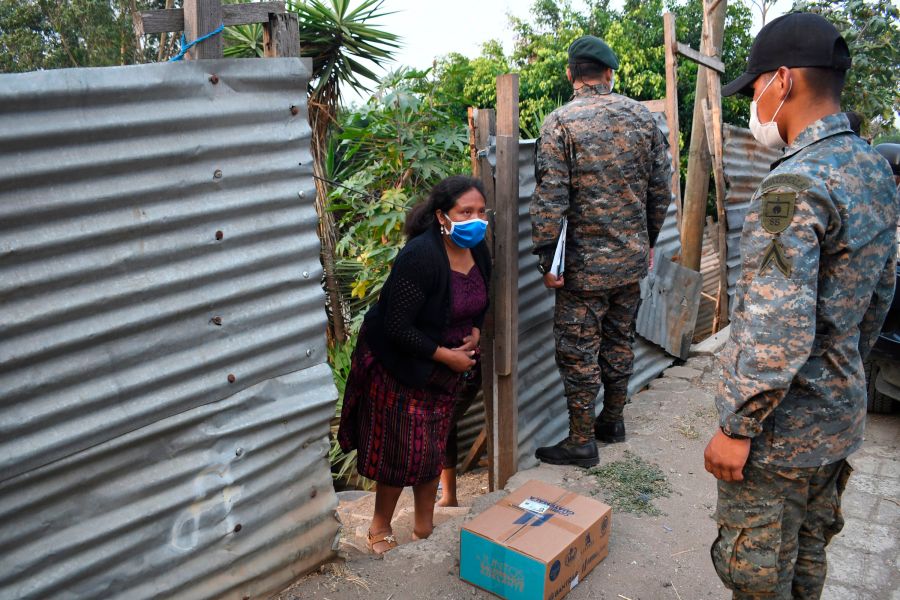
440, 222, 449, 235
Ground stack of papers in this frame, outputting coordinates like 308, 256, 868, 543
550, 218, 567, 277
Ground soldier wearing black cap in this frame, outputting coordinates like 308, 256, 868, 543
530, 35, 671, 467
704, 12, 898, 599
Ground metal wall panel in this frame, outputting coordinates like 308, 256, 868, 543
722, 125, 782, 304
0, 58, 338, 600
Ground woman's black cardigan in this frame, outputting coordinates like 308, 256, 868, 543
362, 224, 491, 388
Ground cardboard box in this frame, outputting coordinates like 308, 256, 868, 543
459, 480, 612, 600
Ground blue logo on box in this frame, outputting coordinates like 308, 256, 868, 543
549, 560, 561, 581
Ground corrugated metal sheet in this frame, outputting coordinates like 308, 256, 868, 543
0, 58, 338, 600
636, 258, 702, 359
722, 125, 782, 305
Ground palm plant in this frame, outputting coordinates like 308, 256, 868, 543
291, 0, 400, 344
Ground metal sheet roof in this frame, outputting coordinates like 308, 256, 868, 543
0, 58, 338, 599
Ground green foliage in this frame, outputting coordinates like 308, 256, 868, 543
223, 22, 265, 58
431, 0, 754, 145
791, 0, 900, 136
590, 451, 673, 515
0, 0, 166, 73
329, 68, 469, 330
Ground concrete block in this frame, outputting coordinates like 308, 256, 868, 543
663, 366, 703, 380
690, 325, 731, 356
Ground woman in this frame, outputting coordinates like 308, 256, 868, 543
337, 175, 491, 554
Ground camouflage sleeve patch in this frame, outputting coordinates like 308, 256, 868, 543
757, 188, 798, 277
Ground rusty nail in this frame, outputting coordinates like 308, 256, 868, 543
235, 447, 244, 457
311, 488, 317, 498
210, 316, 223, 326
213, 169, 223, 179
290, 105, 299, 116
233, 524, 242, 533
209, 74, 219, 84
215, 230, 224, 240
227, 373, 236, 383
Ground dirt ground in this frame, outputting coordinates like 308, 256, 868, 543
277, 353, 900, 600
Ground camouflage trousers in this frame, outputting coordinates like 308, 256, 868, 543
711, 459, 853, 599
553, 284, 641, 443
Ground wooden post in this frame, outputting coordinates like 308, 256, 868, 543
263, 12, 300, 58
493, 74, 520, 489
474, 108, 498, 490
663, 12, 682, 229
182, 0, 224, 60
467, 107, 479, 177
705, 65, 730, 329
679, 0, 727, 270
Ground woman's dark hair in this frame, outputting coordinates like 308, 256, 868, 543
404, 175, 486, 239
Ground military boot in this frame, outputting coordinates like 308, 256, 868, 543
535, 438, 599, 468
594, 419, 626, 443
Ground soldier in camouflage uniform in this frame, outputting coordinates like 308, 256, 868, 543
705, 14, 898, 599
530, 36, 672, 467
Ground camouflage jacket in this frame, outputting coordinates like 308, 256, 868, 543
530, 84, 672, 290
717, 113, 898, 467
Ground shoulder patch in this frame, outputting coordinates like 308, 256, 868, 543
760, 172, 813, 194
760, 191, 796, 234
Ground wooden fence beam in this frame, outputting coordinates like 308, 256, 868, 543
474, 108, 498, 491
263, 12, 300, 58
676, 42, 725, 74
493, 74, 520, 490
134, 2, 286, 36
182, 0, 224, 60
663, 12, 683, 230
679, 0, 727, 271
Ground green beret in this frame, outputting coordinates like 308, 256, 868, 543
567, 35, 619, 70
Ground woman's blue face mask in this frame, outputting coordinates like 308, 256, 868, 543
445, 216, 488, 248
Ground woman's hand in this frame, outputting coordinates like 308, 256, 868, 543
453, 328, 481, 353
433, 346, 477, 373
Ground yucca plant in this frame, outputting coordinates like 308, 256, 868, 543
292, 0, 400, 345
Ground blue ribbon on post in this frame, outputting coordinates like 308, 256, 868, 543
169, 24, 225, 62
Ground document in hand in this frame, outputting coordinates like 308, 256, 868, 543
550, 218, 567, 277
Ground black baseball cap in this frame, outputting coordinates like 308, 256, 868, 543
722, 12, 851, 97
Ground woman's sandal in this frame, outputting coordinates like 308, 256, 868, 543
366, 529, 398, 555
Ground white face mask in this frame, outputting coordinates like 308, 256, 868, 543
609, 72, 615, 93
749, 73, 792, 149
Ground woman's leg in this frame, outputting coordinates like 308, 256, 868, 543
370, 482, 403, 536
437, 467, 459, 507
412, 476, 441, 539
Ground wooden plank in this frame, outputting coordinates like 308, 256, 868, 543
493, 74, 520, 490
676, 42, 725, 74
639, 99, 666, 113
263, 12, 300, 58
663, 12, 682, 230
134, 2, 285, 35
460, 427, 487, 474
679, 0, 727, 271
704, 66, 731, 330
493, 74, 519, 376
474, 108, 497, 491
183, 0, 223, 60
468, 107, 478, 177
